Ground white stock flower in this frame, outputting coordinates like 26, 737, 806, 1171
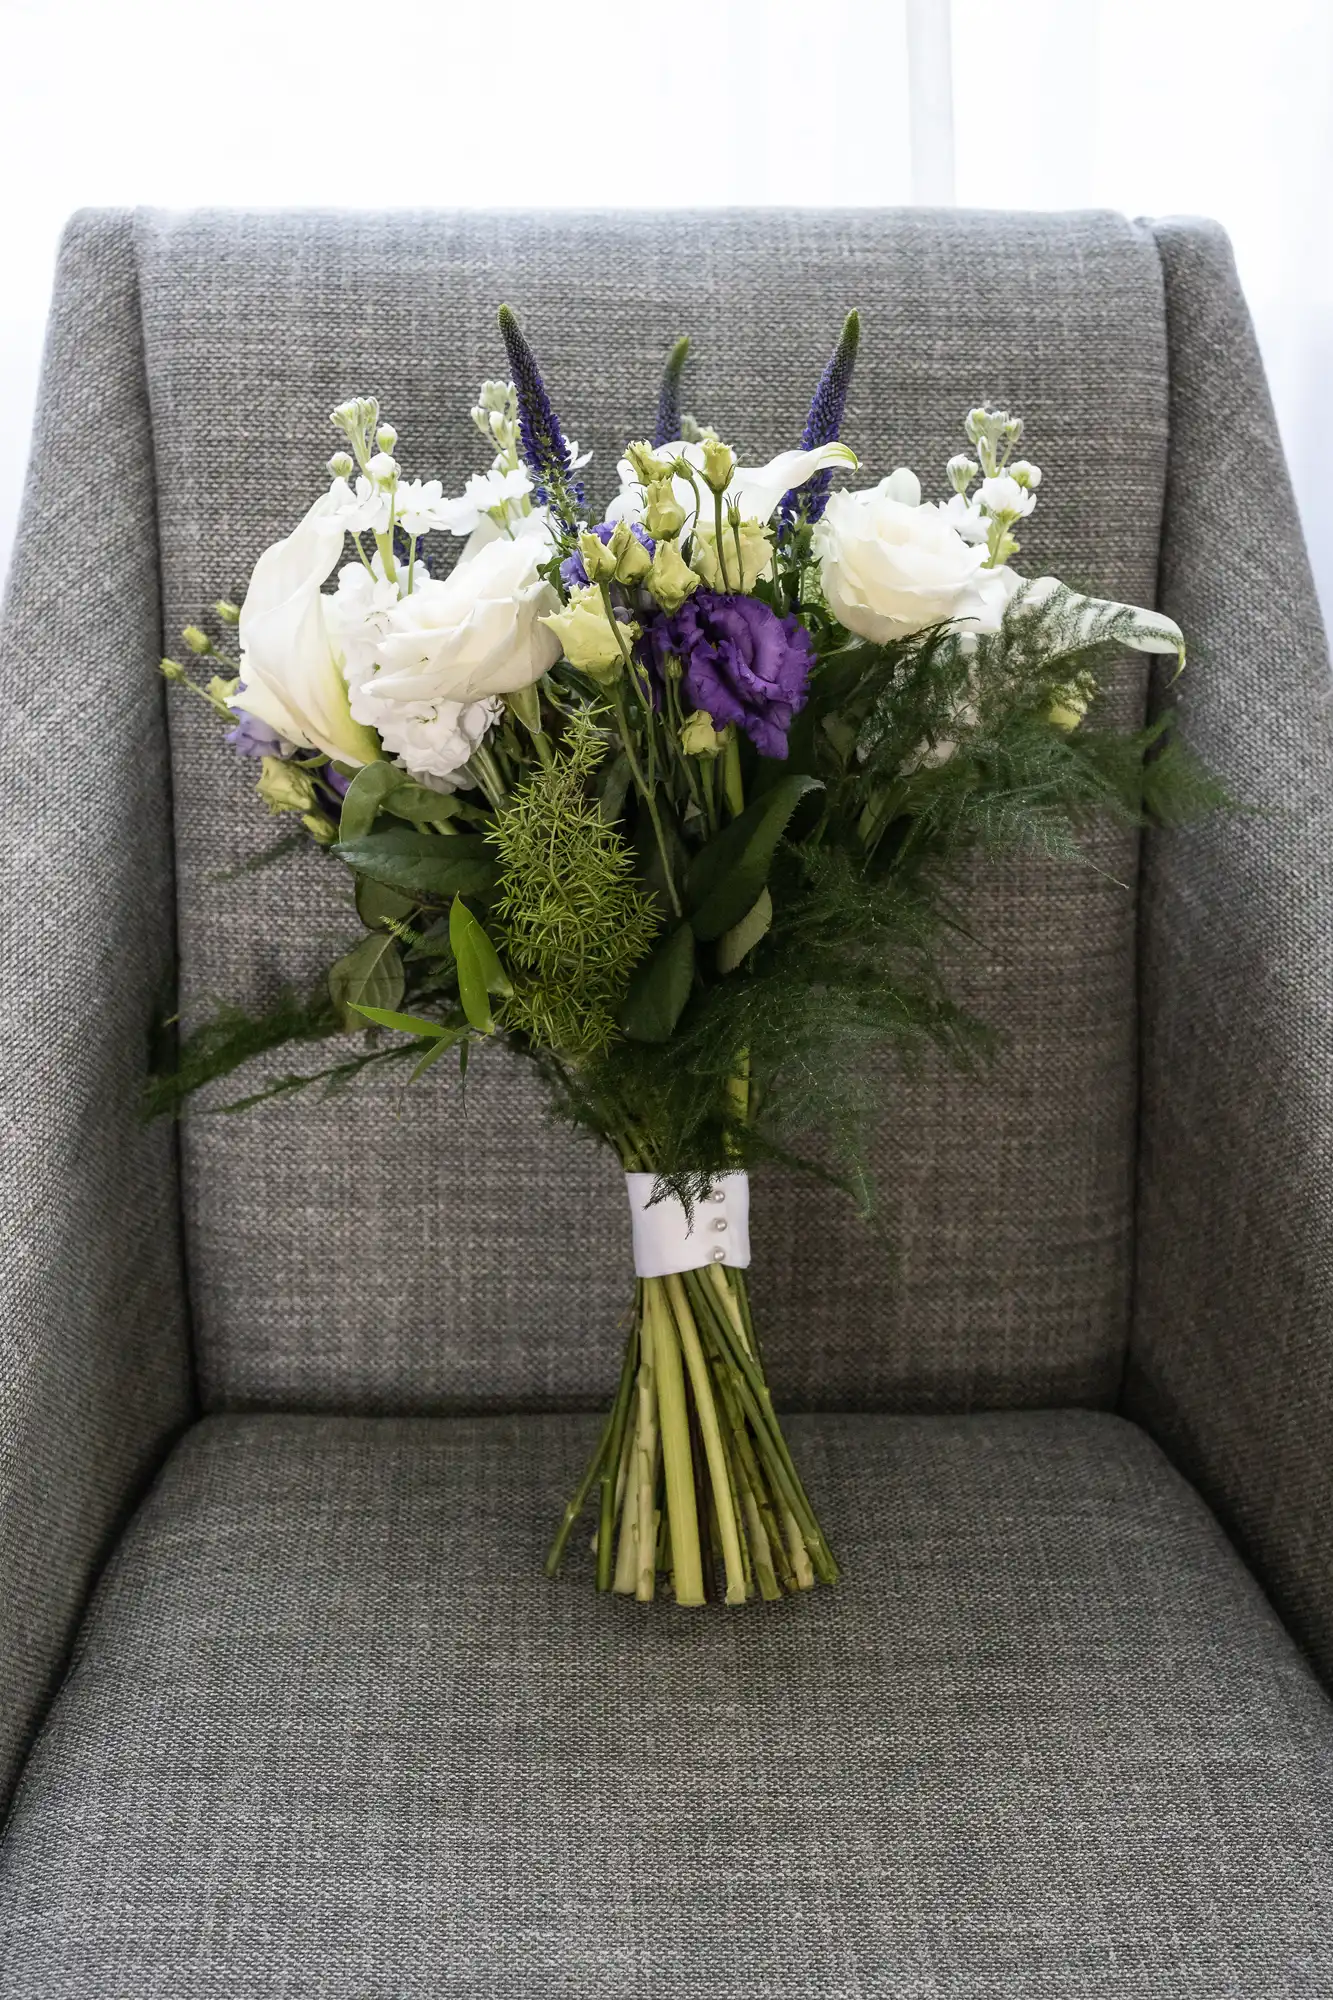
362, 688, 501, 791
814, 470, 1018, 643
977, 473, 1036, 520
942, 492, 990, 545
327, 473, 392, 536
433, 465, 534, 536
232, 492, 381, 766
396, 478, 464, 538
565, 439, 593, 472
369, 527, 560, 704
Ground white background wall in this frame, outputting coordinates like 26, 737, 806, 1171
2, 0, 1329, 620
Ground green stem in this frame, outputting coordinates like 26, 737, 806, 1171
664, 1272, 747, 1605
595, 1322, 640, 1591
609, 675, 683, 920
648, 1278, 704, 1606
713, 489, 732, 591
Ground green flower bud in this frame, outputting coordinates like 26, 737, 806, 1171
1048, 673, 1095, 733
644, 478, 687, 540
947, 454, 978, 496
624, 440, 675, 484
609, 518, 652, 585
691, 517, 773, 594
302, 811, 339, 846
206, 674, 240, 715
256, 756, 318, 816
540, 586, 632, 678
182, 625, 213, 655
701, 438, 736, 494
327, 451, 355, 480
214, 599, 242, 625
645, 539, 701, 614
376, 422, 398, 453
577, 529, 619, 585
680, 709, 721, 758
159, 657, 187, 682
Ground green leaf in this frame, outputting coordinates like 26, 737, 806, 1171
618, 922, 695, 1042
355, 875, 417, 930
349, 1003, 456, 1036
410, 1031, 465, 1080
715, 886, 772, 973
449, 896, 512, 1034
333, 829, 497, 904
338, 761, 399, 842
686, 774, 822, 941
327, 932, 405, 1030
379, 780, 471, 825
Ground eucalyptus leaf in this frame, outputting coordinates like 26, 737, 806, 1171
686, 774, 822, 941
333, 829, 497, 904
379, 780, 471, 825
449, 896, 512, 1035
327, 933, 405, 1030
338, 761, 399, 843
715, 886, 773, 973
618, 922, 695, 1043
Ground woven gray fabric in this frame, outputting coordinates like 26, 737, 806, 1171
2, 1408, 1331, 1998
1127, 222, 1333, 1680
136, 206, 1167, 1414
0, 215, 192, 1807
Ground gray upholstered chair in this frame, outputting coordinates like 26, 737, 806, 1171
1, 209, 1331, 1996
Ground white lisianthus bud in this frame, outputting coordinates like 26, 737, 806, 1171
578, 530, 619, 585
327, 451, 355, 480
645, 540, 701, 613
947, 454, 979, 496
691, 518, 774, 594
701, 438, 737, 493
367, 452, 399, 487
608, 519, 652, 586
680, 709, 722, 758
375, 423, 398, 453
540, 587, 632, 680
1009, 460, 1041, 490
181, 624, 213, 655
214, 599, 241, 625
256, 755, 318, 816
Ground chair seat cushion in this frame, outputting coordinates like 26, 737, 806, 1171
2, 1409, 1331, 1997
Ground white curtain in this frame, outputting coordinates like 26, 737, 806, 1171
2, 0, 1328, 621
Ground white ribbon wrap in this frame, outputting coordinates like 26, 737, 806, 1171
624, 1171, 751, 1279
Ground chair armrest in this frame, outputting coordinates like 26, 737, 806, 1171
0, 211, 192, 1806
1128, 217, 1333, 1675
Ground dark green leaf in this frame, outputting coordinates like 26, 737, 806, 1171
449, 896, 512, 1034
333, 829, 497, 904
618, 922, 695, 1042
715, 886, 772, 973
411, 1031, 466, 1080
327, 932, 404, 1030
686, 774, 822, 940
355, 874, 418, 930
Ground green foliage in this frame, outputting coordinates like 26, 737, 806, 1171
332, 828, 497, 903
327, 933, 404, 1029
488, 715, 660, 1056
143, 986, 342, 1118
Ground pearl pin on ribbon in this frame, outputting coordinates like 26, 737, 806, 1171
624, 1172, 752, 1279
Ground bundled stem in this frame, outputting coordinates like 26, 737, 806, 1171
546, 1266, 837, 1605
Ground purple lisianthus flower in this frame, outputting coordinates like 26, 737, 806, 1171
560, 519, 655, 590
640, 592, 815, 759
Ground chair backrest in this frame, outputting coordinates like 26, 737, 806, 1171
143, 207, 1168, 1415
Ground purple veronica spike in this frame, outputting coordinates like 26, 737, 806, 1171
497, 305, 579, 511
779, 309, 861, 527
653, 336, 690, 449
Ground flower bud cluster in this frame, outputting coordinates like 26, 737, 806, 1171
951, 408, 1041, 569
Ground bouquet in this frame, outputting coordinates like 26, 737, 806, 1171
156, 306, 1219, 1609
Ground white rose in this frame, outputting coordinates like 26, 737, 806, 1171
369, 527, 561, 704
233, 492, 382, 766
814, 470, 1017, 643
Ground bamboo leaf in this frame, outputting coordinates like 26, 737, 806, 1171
449, 895, 512, 1034
686, 774, 822, 941
618, 921, 695, 1042
327, 932, 405, 1030
349, 1003, 456, 1036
